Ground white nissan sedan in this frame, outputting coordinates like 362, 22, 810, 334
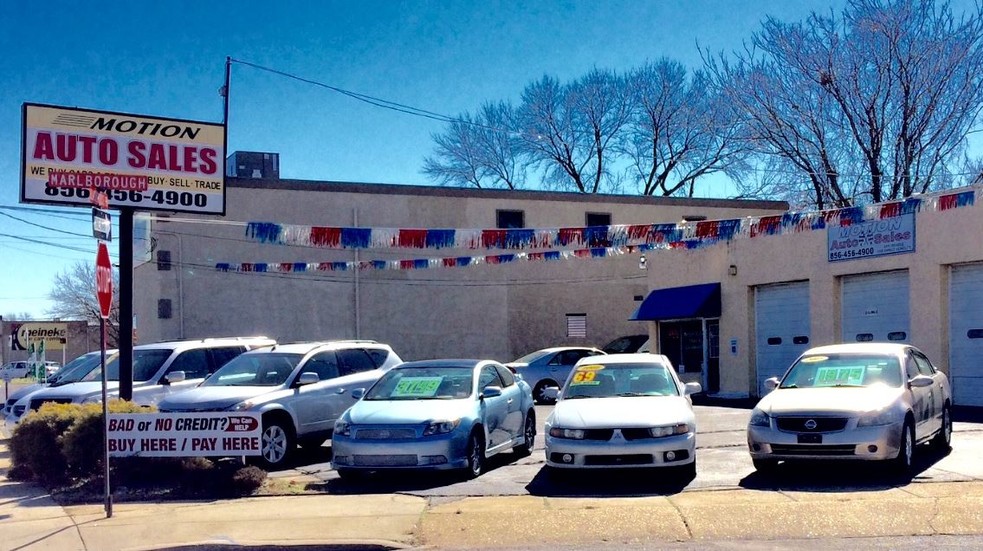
544, 354, 702, 476
747, 343, 952, 475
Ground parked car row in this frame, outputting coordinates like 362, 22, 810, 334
1, 360, 61, 380
2, 338, 953, 482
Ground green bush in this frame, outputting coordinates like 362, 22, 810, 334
61, 400, 147, 478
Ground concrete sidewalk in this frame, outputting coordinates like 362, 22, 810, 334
4, 439, 983, 550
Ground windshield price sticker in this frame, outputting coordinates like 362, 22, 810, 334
571, 370, 600, 385
392, 377, 442, 397
815, 366, 866, 387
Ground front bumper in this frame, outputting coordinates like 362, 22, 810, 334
747, 420, 903, 461
545, 431, 695, 469
331, 427, 471, 471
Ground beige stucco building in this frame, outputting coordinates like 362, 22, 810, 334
639, 188, 983, 407
132, 176, 786, 368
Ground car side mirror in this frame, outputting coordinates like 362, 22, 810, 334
351, 388, 365, 399
481, 386, 503, 399
909, 374, 934, 388
683, 382, 702, 396
297, 372, 319, 386
164, 371, 186, 385
764, 377, 780, 391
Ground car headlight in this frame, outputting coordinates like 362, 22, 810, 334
228, 401, 254, 412
857, 408, 899, 427
81, 395, 102, 404
334, 420, 352, 437
649, 423, 690, 437
749, 409, 771, 427
548, 427, 585, 439
423, 419, 461, 436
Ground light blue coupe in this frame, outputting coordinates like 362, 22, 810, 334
331, 359, 536, 479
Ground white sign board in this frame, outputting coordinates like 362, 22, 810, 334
21, 103, 226, 215
827, 213, 916, 262
107, 412, 262, 457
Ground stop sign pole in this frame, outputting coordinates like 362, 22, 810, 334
95, 240, 113, 518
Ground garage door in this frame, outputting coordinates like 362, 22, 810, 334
950, 264, 983, 407
755, 282, 811, 395
841, 271, 910, 343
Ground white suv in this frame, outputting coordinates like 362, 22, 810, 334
25, 337, 275, 413
157, 340, 403, 469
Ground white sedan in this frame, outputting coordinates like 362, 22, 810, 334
544, 353, 702, 476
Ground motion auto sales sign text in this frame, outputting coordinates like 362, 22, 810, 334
21, 103, 226, 215
827, 212, 916, 262
107, 413, 262, 457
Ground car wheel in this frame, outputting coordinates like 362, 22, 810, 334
932, 406, 952, 451
533, 380, 557, 405
465, 431, 485, 479
257, 419, 294, 470
514, 412, 536, 457
752, 458, 778, 472
892, 420, 915, 476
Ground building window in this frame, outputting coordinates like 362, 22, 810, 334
157, 250, 172, 271
586, 212, 611, 227
566, 314, 587, 338
496, 210, 525, 229
157, 299, 172, 319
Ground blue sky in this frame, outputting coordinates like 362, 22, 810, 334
0, 0, 935, 318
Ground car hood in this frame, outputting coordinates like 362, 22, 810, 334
549, 396, 695, 428
158, 386, 275, 411
7, 383, 46, 401
31, 381, 120, 399
757, 386, 905, 415
347, 399, 474, 425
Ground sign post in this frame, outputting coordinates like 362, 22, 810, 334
95, 241, 113, 518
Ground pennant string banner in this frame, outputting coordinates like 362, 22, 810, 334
225, 188, 979, 273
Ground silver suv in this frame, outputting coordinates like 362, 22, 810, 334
157, 340, 403, 469
25, 336, 275, 412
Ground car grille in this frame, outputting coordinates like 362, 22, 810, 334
776, 417, 848, 433
621, 428, 656, 440
583, 429, 615, 440
355, 428, 417, 440
583, 454, 654, 466
770, 444, 856, 456
30, 398, 73, 411
353, 454, 418, 466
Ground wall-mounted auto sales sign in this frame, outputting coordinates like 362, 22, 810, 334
827, 212, 916, 262
106, 412, 262, 457
21, 103, 226, 215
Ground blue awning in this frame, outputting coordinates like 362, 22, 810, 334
630, 283, 721, 321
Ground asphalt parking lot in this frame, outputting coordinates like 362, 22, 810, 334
272, 402, 983, 499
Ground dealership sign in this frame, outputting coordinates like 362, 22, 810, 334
827, 212, 916, 262
21, 103, 226, 215
106, 412, 262, 457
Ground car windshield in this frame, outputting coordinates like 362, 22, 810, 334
511, 350, 550, 364
364, 366, 474, 400
201, 352, 304, 386
780, 353, 903, 389
562, 363, 678, 399
49, 353, 106, 384
81, 349, 173, 382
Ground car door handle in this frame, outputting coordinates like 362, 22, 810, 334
507, 398, 513, 404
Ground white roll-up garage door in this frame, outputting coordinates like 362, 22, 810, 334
841, 271, 910, 344
950, 263, 983, 407
755, 281, 811, 395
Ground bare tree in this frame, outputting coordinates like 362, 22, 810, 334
46, 261, 120, 346
621, 59, 750, 197
517, 70, 633, 193
1, 312, 35, 321
422, 102, 527, 189
709, 0, 983, 208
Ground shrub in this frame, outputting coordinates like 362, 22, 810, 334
10, 403, 79, 484
229, 465, 267, 495
61, 400, 147, 478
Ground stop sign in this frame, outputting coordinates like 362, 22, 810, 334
95, 242, 113, 319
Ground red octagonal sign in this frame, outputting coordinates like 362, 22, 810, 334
96, 242, 113, 319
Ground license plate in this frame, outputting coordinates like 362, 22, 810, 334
797, 433, 822, 444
